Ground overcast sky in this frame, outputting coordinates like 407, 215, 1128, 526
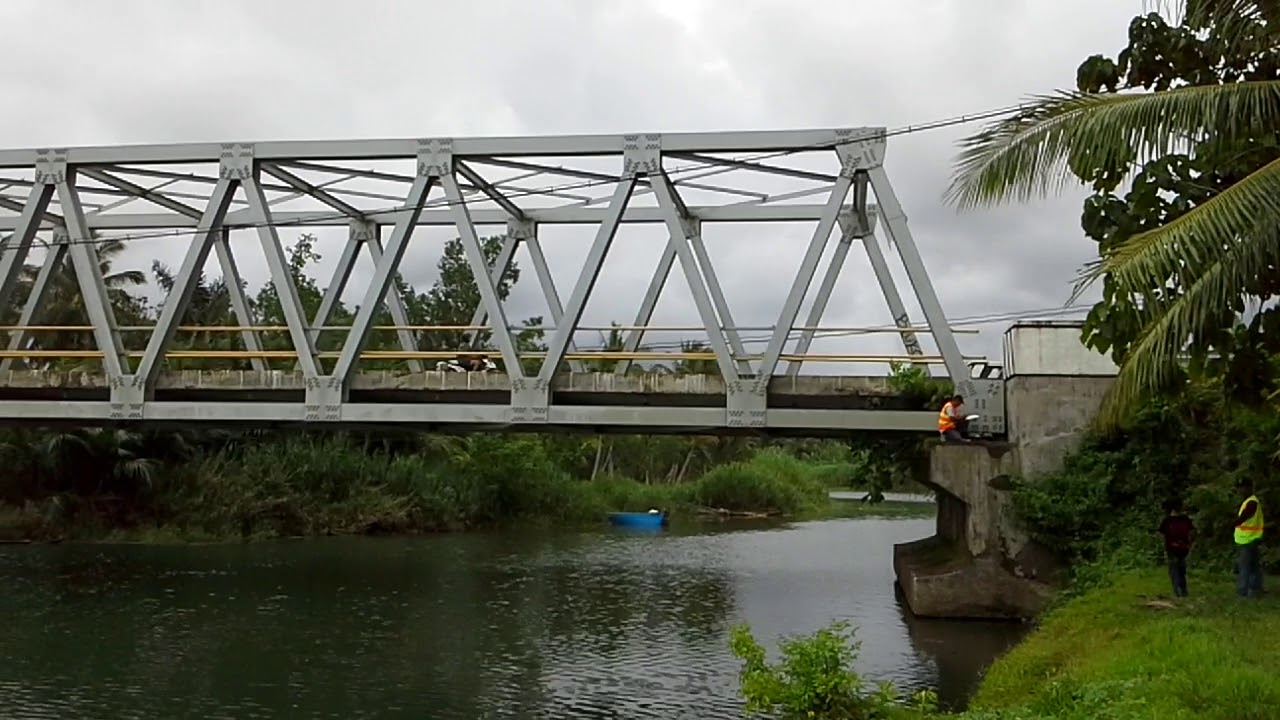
0, 0, 1145, 374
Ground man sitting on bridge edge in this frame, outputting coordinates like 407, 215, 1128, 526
938, 394, 969, 443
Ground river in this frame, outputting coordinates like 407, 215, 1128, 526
0, 509, 1025, 719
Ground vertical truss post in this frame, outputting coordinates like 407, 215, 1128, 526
0, 182, 55, 315
213, 228, 267, 372
136, 176, 239, 392
330, 140, 441, 416
751, 154, 855, 422
463, 227, 519, 349
650, 172, 741, 385
0, 227, 67, 373
360, 221, 424, 373
615, 243, 675, 375
857, 138, 968, 388
527, 138, 643, 420
441, 170, 527, 387
506, 219, 585, 372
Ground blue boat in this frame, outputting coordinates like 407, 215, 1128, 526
607, 510, 669, 529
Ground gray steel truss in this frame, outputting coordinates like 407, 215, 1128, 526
0, 128, 1004, 435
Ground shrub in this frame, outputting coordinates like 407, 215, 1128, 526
729, 621, 932, 719
692, 448, 828, 513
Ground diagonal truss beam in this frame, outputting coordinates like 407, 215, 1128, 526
441, 172, 525, 378
754, 167, 853, 381
455, 161, 525, 221
135, 178, 239, 386
536, 176, 637, 381
521, 227, 585, 373
78, 167, 203, 218
782, 201, 926, 376
651, 172, 742, 382
463, 232, 519, 351
614, 242, 675, 376
0, 226, 68, 373
331, 167, 434, 384
260, 163, 364, 219
361, 223, 423, 373
212, 228, 267, 371
0, 183, 56, 316
866, 161, 967, 382
54, 167, 129, 377
241, 164, 320, 378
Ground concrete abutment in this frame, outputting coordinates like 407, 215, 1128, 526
894, 322, 1118, 620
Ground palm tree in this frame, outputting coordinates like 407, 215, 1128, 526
13, 236, 148, 368
944, 1, 1280, 427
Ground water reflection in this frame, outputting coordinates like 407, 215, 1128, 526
0, 516, 1020, 719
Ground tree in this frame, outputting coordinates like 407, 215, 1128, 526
945, 1, 1280, 427
6, 237, 149, 369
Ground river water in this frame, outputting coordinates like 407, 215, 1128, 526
0, 509, 1025, 719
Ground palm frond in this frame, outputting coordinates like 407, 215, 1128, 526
1074, 154, 1280, 302
1093, 216, 1280, 428
946, 81, 1280, 210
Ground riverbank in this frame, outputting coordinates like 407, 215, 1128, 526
953, 569, 1280, 719
0, 432, 933, 544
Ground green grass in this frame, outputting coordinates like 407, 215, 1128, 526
956, 569, 1280, 720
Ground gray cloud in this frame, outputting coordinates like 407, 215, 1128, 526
0, 0, 1141, 372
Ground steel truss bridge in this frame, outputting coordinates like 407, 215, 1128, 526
0, 128, 1006, 436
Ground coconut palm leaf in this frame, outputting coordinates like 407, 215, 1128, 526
1095, 213, 1280, 426
945, 81, 1280, 210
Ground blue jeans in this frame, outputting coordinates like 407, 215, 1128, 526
1166, 551, 1188, 597
940, 429, 964, 443
1236, 541, 1264, 598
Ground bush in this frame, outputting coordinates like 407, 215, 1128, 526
1009, 378, 1280, 579
730, 621, 936, 719
692, 448, 829, 513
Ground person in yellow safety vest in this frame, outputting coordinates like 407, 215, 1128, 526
1233, 479, 1265, 598
938, 394, 968, 443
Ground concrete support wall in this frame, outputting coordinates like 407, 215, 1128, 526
895, 322, 1117, 620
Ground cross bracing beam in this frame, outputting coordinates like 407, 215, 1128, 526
0, 128, 1002, 433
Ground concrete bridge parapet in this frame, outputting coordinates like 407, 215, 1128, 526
895, 321, 1118, 620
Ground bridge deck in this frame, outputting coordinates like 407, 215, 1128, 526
0, 370, 938, 436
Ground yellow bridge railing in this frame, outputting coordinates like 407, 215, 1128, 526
0, 349, 983, 363
0, 324, 981, 334
0, 324, 984, 365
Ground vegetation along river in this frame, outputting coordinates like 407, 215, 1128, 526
0, 507, 1025, 719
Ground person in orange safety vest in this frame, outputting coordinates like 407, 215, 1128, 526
938, 394, 968, 443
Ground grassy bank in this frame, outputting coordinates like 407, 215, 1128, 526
731, 569, 1277, 720
0, 433, 931, 543
960, 570, 1279, 719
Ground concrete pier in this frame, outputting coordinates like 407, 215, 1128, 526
894, 322, 1118, 620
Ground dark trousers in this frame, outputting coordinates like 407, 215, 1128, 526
1166, 550, 1188, 597
1236, 540, 1264, 598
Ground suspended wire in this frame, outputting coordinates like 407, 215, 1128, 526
0, 102, 1034, 250
568, 302, 1094, 352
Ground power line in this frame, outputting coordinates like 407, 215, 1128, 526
1, 102, 1033, 250
569, 302, 1093, 351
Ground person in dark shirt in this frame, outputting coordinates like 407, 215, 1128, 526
1157, 499, 1194, 598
